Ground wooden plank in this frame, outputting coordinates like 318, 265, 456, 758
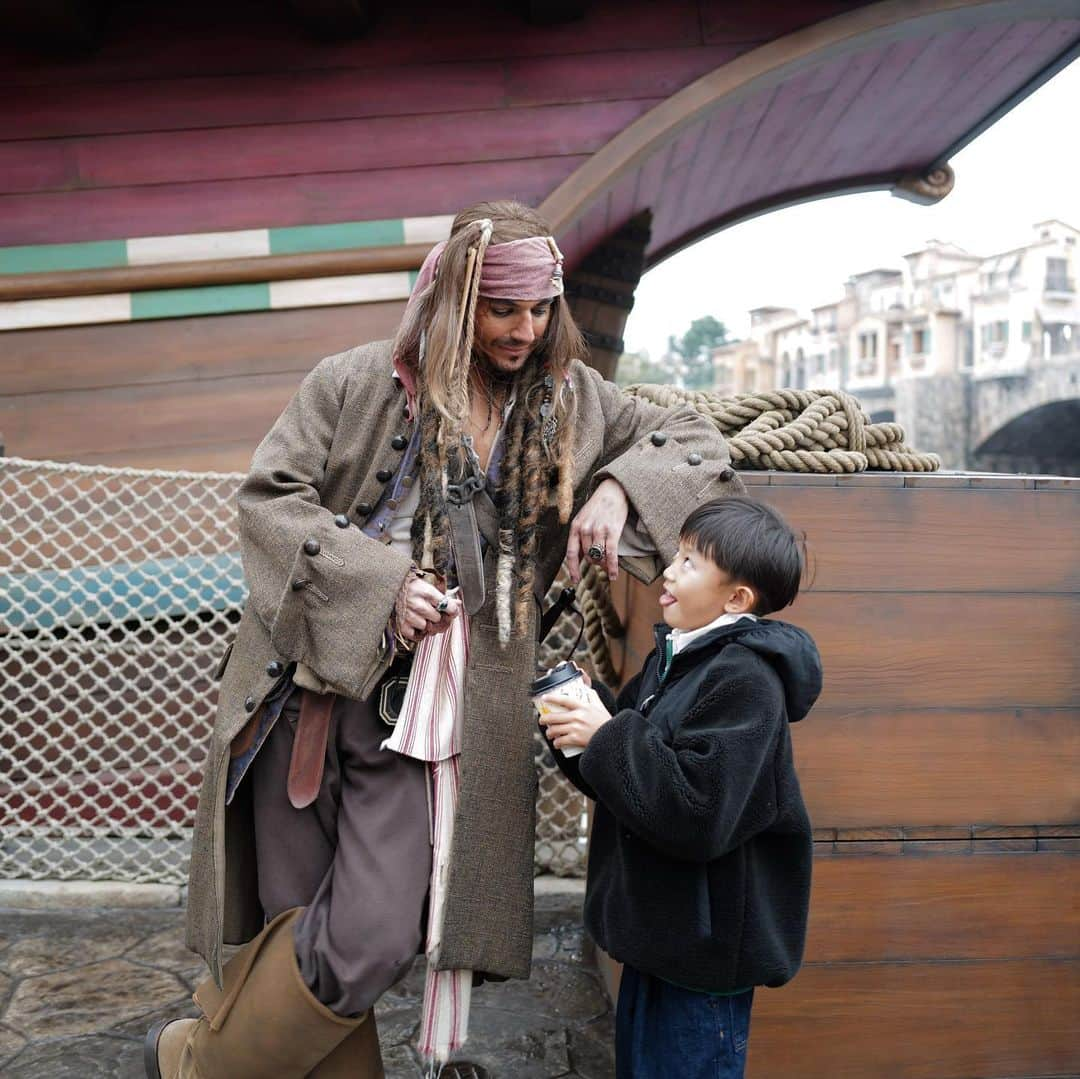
0, 371, 303, 460
701, 2, 866, 44
0, 154, 587, 246
748, 959, 1079, 1079
0, 101, 655, 196
0, 47, 735, 142
789, 592, 1079, 710
795, 708, 1078, 828
0, 2, 705, 88
613, 579, 1078, 711
0, 301, 406, 396
804, 853, 1080, 962
884, 20, 1074, 167
754, 486, 1080, 593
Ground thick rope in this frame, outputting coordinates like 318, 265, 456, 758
574, 385, 939, 679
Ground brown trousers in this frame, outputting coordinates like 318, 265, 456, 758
250, 686, 432, 1017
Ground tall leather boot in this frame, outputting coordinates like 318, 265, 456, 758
306, 1011, 384, 1078
144, 908, 364, 1079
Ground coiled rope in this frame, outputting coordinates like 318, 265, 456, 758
564, 384, 940, 679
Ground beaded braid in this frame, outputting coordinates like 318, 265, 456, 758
510, 372, 549, 637
410, 397, 453, 580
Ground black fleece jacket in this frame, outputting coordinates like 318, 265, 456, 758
550, 617, 822, 993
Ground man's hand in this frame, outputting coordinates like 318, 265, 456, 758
537, 689, 612, 752
395, 577, 461, 642
565, 478, 629, 584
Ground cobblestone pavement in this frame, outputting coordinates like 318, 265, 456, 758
0, 891, 615, 1078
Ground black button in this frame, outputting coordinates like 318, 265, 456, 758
303, 538, 321, 556
391, 434, 408, 451
720, 467, 735, 482
244, 695, 257, 712
291, 579, 307, 591
687, 452, 702, 466
334, 514, 349, 529
376, 469, 393, 483
650, 431, 667, 446
356, 502, 372, 517
266, 660, 283, 677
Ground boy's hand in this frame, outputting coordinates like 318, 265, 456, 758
538, 689, 612, 752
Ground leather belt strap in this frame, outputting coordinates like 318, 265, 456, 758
287, 689, 336, 809
446, 498, 486, 615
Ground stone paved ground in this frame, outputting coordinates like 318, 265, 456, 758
0, 890, 615, 1078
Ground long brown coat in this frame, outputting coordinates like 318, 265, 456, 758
185, 340, 741, 984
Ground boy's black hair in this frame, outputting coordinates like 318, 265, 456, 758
680, 495, 805, 615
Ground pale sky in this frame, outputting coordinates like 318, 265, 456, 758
624, 59, 1080, 359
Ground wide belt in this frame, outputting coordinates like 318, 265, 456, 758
286, 689, 336, 809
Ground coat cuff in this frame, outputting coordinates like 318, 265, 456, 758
268, 520, 413, 699
595, 430, 743, 565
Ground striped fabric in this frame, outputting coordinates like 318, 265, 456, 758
381, 613, 472, 1068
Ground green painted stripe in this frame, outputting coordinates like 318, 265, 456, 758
269, 219, 405, 255
0, 240, 128, 275
131, 283, 270, 321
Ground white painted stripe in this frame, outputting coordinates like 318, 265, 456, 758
403, 215, 455, 245
126, 230, 270, 265
269, 272, 412, 309
0, 293, 131, 331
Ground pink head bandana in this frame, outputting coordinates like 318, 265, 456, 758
393, 225, 565, 407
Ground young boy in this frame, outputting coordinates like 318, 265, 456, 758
539, 495, 822, 1079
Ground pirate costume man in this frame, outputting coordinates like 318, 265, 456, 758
147, 201, 741, 1078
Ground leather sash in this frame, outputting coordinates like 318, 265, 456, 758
286, 689, 336, 809
446, 497, 486, 615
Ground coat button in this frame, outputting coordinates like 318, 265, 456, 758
244, 695, 257, 712
266, 660, 283, 677
720, 467, 735, 482
391, 434, 408, 451
291, 578, 307, 591
303, 538, 321, 556
356, 502, 372, 517
650, 431, 667, 446
687, 452, 702, 466
334, 514, 349, 528
376, 469, 393, 483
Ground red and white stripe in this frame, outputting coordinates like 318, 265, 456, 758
382, 614, 472, 1067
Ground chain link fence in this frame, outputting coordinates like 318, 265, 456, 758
0, 457, 586, 886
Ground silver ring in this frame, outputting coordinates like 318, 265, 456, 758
587, 543, 605, 562
436, 596, 450, 614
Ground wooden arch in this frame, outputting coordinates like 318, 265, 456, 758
540, 0, 1080, 269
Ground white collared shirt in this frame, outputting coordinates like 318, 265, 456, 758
669, 611, 757, 656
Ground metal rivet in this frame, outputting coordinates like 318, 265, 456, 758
291, 578, 307, 592
334, 514, 349, 528
387, 498, 400, 510
687, 452, 702, 466
356, 502, 372, 516
391, 434, 408, 451
376, 469, 393, 483
650, 431, 667, 446
244, 695, 257, 712
720, 467, 735, 482
401, 476, 414, 489
303, 538, 321, 556
266, 660, 283, 677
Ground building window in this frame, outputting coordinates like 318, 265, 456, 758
1022, 321, 1032, 342
981, 321, 1009, 356
912, 327, 931, 354
1044, 323, 1079, 356
856, 331, 878, 376
1046, 257, 1073, 293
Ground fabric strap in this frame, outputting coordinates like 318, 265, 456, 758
381, 613, 472, 1066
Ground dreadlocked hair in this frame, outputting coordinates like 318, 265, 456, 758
392, 200, 588, 641
409, 397, 453, 579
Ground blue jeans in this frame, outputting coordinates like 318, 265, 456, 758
615, 964, 754, 1079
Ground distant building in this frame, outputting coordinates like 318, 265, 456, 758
712, 220, 1080, 470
